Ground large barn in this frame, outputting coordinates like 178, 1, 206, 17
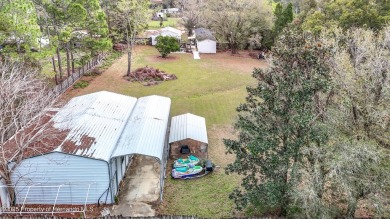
7, 91, 171, 206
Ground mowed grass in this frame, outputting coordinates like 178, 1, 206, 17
148, 18, 180, 29
66, 46, 265, 218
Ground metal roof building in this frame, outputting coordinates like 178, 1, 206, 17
169, 113, 208, 144
10, 91, 171, 206
169, 113, 208, 159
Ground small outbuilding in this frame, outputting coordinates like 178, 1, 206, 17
169, 113, 208, 159
160, 27, 182, 39
194, 28, 216, 54
7, 91, 171, 206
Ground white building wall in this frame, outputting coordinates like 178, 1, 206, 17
197, 39, 216, 54
11, 152, 111, 204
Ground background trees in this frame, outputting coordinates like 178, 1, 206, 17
0, 0, 41, 56
225, 24, 390, 217
108, 0, 150, 75
301, 0, 390, 34
203, 0, 273, 53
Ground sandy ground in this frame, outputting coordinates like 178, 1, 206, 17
208, 125, 237, 168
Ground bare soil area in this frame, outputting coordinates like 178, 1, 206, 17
208, 125, 237, 168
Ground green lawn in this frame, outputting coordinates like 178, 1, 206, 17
69, 46, 264, 218
148, 18, 180, 29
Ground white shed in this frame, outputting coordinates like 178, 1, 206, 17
194, 28, 217, 54
9, 91, 171, 206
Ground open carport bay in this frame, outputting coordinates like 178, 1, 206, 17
111, 155, 161, 217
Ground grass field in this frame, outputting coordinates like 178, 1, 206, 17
64, 46, 267, 218
148, 18, 180, 29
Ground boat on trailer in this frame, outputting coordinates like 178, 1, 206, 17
173, 155, 200, 168
172, 159, 214, 179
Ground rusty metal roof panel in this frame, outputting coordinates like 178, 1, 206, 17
169, 113, 208, 144
52, 91, 137, 162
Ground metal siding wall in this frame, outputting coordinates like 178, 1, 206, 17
11, 152, 110, 204
115, 158, 122, 189
110, 159, 117, 200
198, 40, 216, 54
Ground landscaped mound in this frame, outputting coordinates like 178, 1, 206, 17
127, 66, 177, 86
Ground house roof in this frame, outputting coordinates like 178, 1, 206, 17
161, 27, 182, 36
169, 113, 208, 144
112, 95, 171, 162
194, 28, 216, 41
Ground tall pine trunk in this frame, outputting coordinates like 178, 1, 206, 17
71, 51, 75, 74
127, 49, 132, 76
66, 42, 71, 77
52, 56, 58, 85
56, 47, 63, 81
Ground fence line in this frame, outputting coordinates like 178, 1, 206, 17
52, 54, 105, 96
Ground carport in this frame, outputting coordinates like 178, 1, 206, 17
111, 95, 171, 201
7, 92, 171, 210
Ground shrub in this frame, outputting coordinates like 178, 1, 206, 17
155, 36, 180, 58
73, 80, 89, 89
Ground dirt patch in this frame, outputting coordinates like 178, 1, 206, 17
208, 125, 237, 168
111, 155, 160, 217
202, 50, 268, 74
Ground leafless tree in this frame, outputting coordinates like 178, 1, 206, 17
0, 61, 57, 204
325, 27, 390, 148
203, 0, 273, 54
109, 0, 149, 76
180, 0, 205, 35
291, 26, 390, 218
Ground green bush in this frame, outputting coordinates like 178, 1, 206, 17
155, 36, 180, 58
73, 80, 89, 89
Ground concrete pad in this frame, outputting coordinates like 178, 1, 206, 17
111, 156, 160, 217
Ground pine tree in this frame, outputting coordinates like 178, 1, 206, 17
224, 27, 331, 216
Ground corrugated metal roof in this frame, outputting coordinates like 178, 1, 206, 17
161, 27, 182, 36
112, 95, 171, 162
169, 113, 208, 144
52, 91, 138, 162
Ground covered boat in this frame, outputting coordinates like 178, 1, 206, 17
172, 165, 203, 179
173, 155, 200, 168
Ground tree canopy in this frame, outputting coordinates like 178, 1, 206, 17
225, 25, 390, 217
